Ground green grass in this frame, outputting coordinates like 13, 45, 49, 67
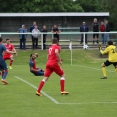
0, 49, 117, 117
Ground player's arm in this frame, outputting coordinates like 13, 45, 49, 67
13, 48, 18, 56
99, 45, 109, 54
5, 49, 16, 54
30, 62, 39, 72
55, 49, 62, 65
30, 67, 40, 72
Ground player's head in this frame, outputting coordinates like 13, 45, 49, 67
107, 40, 113, 46
52, 38, 58, 44
30, 53, 37, 60
6, 39, 10, 44
0, 37, 3, 43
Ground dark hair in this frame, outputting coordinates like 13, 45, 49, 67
52, 38, 58, 44
30, 54, 33, 57
0, 37, 3, 42
107, 40, 113, 45
6, 38, 10, 41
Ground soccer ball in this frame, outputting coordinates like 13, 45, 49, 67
83, 45, 88, 50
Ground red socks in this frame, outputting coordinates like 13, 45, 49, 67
37, 80, 45, 93
10, 60, 13, 66
60, 78, 65, 92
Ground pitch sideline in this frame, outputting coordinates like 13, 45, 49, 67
14, 76, 59, 104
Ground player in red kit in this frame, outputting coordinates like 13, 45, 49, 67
3, 39, 17, 69
36, 38, 69, 96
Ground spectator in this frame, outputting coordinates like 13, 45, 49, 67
92, 18, 99, 44
30, 21, 37, 49
51, 25, 61, 42
80, 22, 89, 44
105, 20, 110, 42
18, 25, 27, 50
32, 25, 40, 49
41, 25, 47, 50
100, 22, 106, 44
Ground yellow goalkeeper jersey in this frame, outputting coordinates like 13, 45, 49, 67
100, 45, 117, 62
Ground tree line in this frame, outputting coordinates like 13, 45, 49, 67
0, 0, 116, 28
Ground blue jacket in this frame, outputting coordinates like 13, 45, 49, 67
30, 26, 35, 32
19, 28, 27, 39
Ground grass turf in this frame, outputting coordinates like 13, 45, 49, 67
0, 49, 117, 117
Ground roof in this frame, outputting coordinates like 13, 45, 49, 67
0, 12, 109, 17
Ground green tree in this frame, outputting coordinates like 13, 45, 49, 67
101, 0, 117, 29
75, 0, 102, 12
0, 0, 84, 12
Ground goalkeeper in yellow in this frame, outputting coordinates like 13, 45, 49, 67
99, 40, 117, 79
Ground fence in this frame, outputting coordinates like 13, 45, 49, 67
0, 31, 117, 50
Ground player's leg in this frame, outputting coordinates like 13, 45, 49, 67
113, 62, 117, 73
101, 60, 111, 79
0, 61, 9, 84
34, 71, 44, 76
36, 64, 53, 96
9, 55, 14, 69
53, 64, 69, 94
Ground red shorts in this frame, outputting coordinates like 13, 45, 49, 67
3, 54, 12, 60
44, 62, 64, 77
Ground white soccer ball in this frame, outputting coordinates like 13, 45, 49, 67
83, 45, 88, 49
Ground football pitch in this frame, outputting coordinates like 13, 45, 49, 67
0, 49, 117, 117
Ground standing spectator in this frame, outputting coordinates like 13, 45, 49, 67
41, 25, 47, 50
51, 25, 61, 42
18, 25, 27, 50
100, 22, 106, 44
30, 21, 37, 49
105, 20, 110, 42
32, 25, 40, 49
92, 18, 99, 44
80, 22, 89, 44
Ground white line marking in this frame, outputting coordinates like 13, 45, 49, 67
14, 76, 59, 104
59, 102, 117, 105
72, 64, 115, 72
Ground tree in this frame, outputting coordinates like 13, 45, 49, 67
101, 0, 117, 29
75, 0, 102, 12
0, 0, 84, 12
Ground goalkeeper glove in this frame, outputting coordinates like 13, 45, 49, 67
98, 45, 102, 50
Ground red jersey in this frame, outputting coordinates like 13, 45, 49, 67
100, 25, 106, 32
47, 44, 60, 63
4, 43, 14, 56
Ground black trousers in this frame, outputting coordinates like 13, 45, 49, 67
81, 34, 87, 44
32, 37, 38, 49
20, 38, 26, 49
54, 35, 59, 42
43, 38, 46, 49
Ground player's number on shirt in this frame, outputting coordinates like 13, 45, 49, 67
49, 48, 53, 55
111, 49, 116, 53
